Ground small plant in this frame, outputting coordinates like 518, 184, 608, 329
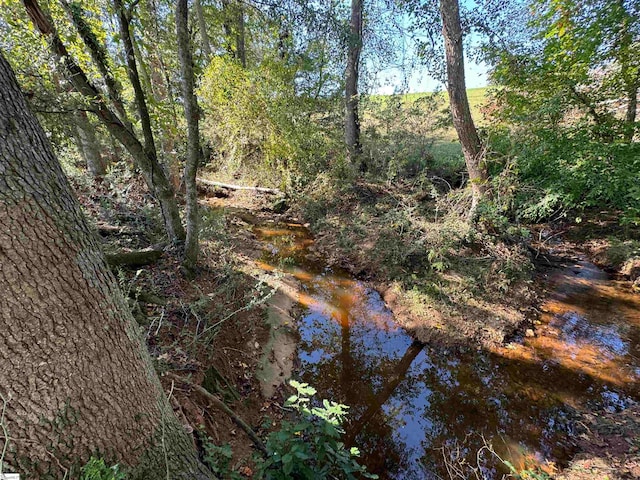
80, 457, 125, 480
256, 380, 377, 480
199, 433, 243, 480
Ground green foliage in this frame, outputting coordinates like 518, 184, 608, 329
503, 460, 552, 480
80, 457, 125, 480
256, 380, 377, 480
198, 56, 340, 189
200, 435, 243, 480
485, 0, 640, 220
486, 123, 640, 221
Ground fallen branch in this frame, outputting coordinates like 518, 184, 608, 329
96, 223, 143, 236
196, 177, 282, 195
105, 247, 163, 267
164, 372, 268, 456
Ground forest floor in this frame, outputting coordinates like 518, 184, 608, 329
69, 166, 640, 478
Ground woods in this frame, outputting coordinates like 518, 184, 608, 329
0, 0, 638, 478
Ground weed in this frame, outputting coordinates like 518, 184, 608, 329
256, 381, 377, 480
80, 457, 125, 480
199, 433, 243, 480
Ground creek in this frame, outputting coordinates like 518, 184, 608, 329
251, 219, 640, 479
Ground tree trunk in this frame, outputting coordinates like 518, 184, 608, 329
345, 0, 364, 171
113, 0, 159, 173
236, 2, 247, 68
195, 0, 213, 60
221, 0, 235, 57
0, 52, 211, 480
625, 79, 638, 141
23, 0, 186, 244
440, 0, 488, 210
176, 0, 201, 272
74, 110, 107, 177
60, 0, 132, 130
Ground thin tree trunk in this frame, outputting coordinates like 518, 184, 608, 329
221, 0, 235, 57
440, 0, 488, 211
0, 52, 211, 480
75, 110, 107, 177
625, 79, 638, 141
236, 2, 247, 68
60, 0, 132, 130
345, 0, 364, 170
195, 0, 213, 60
113, 0, 159, 172
177, 0, 201, 272
23, 0, 186, 243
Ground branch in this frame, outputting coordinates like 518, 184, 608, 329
164, 372, 268, 456
196, 177, 282, 195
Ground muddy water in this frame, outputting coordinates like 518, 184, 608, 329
252, 221, 640, 479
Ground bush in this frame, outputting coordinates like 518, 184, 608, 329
486, 124, 640, 222
256, 381, 377, 480
198, 57, 341, 189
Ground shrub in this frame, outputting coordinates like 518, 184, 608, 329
256, 381, 377, 480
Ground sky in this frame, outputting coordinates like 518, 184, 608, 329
373, 58, 490, 94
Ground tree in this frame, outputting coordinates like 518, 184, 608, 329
440, 0, 488, 210
177, 0, 202, 272
0, 52, 211, 479
491, 0, 640, 142
195, 0, 213, 60
345, 0, 364, 171
73, 110, 107, 177
23, 0, 186, 244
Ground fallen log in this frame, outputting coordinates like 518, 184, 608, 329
96, 223, 144, 236
105, 247, 163, 267
196, 177, 283, 195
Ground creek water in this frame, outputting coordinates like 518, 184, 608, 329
252, 220, 640, 479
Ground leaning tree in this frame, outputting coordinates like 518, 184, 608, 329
0, 53, 211, 479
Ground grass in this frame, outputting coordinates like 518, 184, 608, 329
363, 87, 489, 164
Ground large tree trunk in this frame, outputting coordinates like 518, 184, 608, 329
23, 0, 186, 243
345, 0, 364, 171
0, 53, 211, 480
440, 0, 488, 210
177, 0, 201, 272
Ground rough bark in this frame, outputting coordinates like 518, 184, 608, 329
440, 0, 488, 208
23, 0, 186, 244
195, 0, 213, 60
0, 53, 211, 479
74, 110, 107, 177
345, 0, 364, 170
176, 0, 201, 272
